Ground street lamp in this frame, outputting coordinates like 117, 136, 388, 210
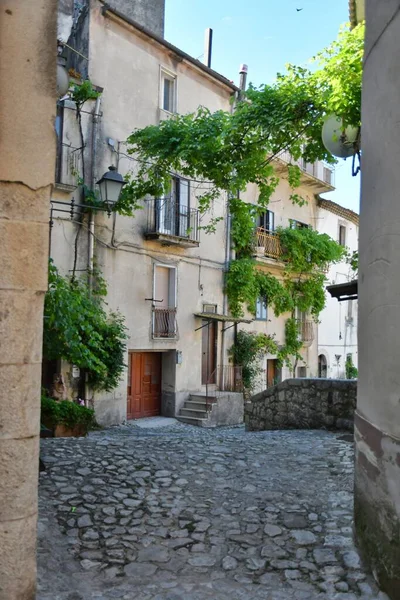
96, 166, 125, 213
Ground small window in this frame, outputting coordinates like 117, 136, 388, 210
161, 70, 176, 113
258, 210, 275, 233
339, 225, 346, 246
347, 300, 353, 320
297, 366, 307, 378
290, 219, 309, 230
203, 304, 217, 314
256, 296, 268, 320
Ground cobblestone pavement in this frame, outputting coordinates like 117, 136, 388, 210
37, 422, 385, 600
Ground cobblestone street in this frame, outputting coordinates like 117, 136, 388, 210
37, 422, 384, 600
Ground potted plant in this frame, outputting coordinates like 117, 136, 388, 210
41, 394, 97, 437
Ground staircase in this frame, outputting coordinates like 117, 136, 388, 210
176, 393, 217, 427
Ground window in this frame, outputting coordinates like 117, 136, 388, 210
347, 299, 353, 320
153, 265, 177, 338
161, 69, 176, 113
256, 296, 268, 320
297, 366, 307, 378
290, 219, 309, 230
339, 224, 346, 246
156, 177, 191, 237
258, 210, 275, 233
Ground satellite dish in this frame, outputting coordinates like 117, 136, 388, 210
322, 114, 359, 158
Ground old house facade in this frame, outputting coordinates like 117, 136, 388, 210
51, 0, 240, 425
50, 0, 335, 425
317, 198, 359, 379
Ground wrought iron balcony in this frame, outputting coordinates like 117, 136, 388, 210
152, 308, 177, 339
255, 228, 282, 260
297, 319, 315, 343
145, 198, 200, 247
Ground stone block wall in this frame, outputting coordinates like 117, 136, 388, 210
245, 379, 357, 432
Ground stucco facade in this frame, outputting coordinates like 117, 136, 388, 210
317, 199, 359, 379
353, 1, 400, 597
50, 0, 335, 424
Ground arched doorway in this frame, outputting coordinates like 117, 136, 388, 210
318, 354, 327, 378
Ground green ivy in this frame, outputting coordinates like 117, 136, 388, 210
43, 261, 128, 391
229, 330, 278, 394
345, 354, 358, 379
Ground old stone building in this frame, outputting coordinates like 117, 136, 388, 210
50, 0, 337, 425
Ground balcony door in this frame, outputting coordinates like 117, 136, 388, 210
153, 265, 176, 338
258, 210, 274, 233
176, 178, 190, 237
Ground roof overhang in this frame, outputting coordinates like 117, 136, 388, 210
327, 280, 358, 301
349, 0, 365, 28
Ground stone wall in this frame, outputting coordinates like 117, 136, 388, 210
245, 379, 357, 432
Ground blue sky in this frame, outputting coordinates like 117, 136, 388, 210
164, 0, 360, 213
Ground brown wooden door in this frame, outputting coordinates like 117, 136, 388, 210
127, 352, 161, 419
267, 359, 278, 388
201, 320, 217, 384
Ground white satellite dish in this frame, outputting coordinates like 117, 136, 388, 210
322, 114, 359, 158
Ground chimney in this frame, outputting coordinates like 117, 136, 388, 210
239, 64, 248, 92
204, 28, 213, 68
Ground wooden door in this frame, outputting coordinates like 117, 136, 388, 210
127, 352, 161, 419
201, 320, 217, 384
267, 359, 280, 388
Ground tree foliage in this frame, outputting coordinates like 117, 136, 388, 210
117, 23, 364, 216
229, 330, 278, 394
43, 261, 128, 391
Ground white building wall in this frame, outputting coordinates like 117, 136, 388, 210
317, 203, 359, 378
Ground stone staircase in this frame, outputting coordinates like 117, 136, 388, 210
176, 392, 244, 427
176, 393, 216, 427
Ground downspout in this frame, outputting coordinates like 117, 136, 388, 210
89, 94, 101, 287
85, 95, 101, 406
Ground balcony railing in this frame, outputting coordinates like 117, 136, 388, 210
152, 308, 177, 339
256, 228, 282, 260
145, 198, 200, 246
55, 143, 82, 188
275, 150, 335, 188
297, 320, 314, 343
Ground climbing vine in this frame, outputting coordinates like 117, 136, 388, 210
229, 330, 278, 394
43, 261, 128, 392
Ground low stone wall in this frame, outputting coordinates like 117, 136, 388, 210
245, 378, 357, 432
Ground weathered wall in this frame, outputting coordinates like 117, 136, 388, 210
208, 393, 244, 427
355, 1, 400, 597
0, 1, 57, 598
245, 379, 357, 432
106, 0, 165, 37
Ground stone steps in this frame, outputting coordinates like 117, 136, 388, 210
179, 407, 208, 419
175, 414, 209, 427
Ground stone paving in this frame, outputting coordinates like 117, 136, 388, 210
37, 421, 386, 600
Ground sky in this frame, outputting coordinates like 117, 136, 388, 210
164, 0, 360, 214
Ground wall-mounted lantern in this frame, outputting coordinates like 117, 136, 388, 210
97, 166, 125, 214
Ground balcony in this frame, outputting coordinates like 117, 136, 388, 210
55, 143, 82, 191
255, 228, 283, 261
152, 308, 177, 339
297, 319, 315, 344
145, 198, 200, 247
274, 150, 335, 193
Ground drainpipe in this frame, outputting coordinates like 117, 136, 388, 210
88, 95, 101, 287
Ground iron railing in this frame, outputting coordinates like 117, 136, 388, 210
205, 365, 243, 410
146, 198, 200, 242
296, 320, 314, 343
55, 143, 82, 187
152, 307, 177, 339
256, 228, 282, 260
